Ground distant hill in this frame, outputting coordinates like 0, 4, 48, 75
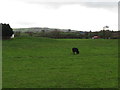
13, 27, 77, 32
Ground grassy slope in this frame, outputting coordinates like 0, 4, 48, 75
2, 37, 118, 88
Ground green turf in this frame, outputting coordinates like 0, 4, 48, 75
2, 37, 118, 88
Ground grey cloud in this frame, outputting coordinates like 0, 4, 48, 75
21, 0, 119, 3
15, 0, 118, 9
26, 0, 118, 9
81, 2, 117, 8
17, 22, 35, 25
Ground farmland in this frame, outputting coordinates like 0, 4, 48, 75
2, 37, 118, 88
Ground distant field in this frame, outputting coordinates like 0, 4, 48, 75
2, 37, 118, 88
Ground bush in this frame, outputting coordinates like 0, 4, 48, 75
2, 23, 14, 39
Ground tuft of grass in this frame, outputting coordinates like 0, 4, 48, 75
2, 37, 118, 88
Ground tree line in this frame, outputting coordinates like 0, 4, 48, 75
14, 29, 120, 39
1, 23, 120, 39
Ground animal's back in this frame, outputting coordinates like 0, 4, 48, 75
72, 48, 78, 52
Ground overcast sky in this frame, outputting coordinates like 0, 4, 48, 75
0, 0, 119, 31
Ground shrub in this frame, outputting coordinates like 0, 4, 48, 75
2, 23, 14, 39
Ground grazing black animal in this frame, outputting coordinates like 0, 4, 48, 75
72, 48, 79, 54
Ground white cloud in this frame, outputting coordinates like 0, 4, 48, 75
0, 0, 118, 31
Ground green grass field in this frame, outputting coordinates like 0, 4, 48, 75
2, 37, 118, 88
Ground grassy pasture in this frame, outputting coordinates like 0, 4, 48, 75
2, 37, 118, 88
